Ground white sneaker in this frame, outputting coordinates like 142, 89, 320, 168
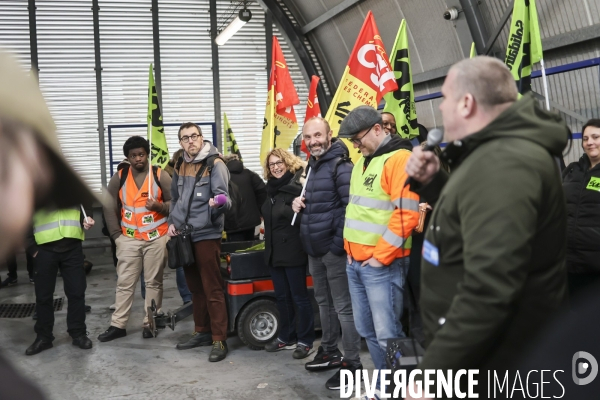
109, 303, 116, 311
356, 389, 381, 400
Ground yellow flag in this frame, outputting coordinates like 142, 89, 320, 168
223, 113, 242, 162
260, 86, 275, 163
147, 63, 168, 168
505, 0, 543, 93
383, 19, 419, 139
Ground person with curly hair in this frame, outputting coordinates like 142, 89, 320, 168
261, 148, 315, 359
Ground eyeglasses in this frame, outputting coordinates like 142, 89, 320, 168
382, 121, 396, 130
350, 125, 375, 146
268, 160, 284, 169
179, 133, 201, 143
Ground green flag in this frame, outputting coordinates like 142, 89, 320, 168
147, 63, 168, 168
223, 113, 242, 162
470, 42, 477, 58
383, 19, 418, 139
505, 0, 543, 94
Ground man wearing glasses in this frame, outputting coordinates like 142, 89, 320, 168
338, 106, 420, 398
168, 122, 231, 362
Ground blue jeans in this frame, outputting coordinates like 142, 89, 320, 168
270, 266, 315, 347
141, 267, 191, 304
346, 257, 409, 384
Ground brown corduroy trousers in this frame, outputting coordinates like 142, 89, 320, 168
184, 238, 228, 341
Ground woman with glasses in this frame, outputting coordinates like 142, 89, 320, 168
261, 148, 315, 359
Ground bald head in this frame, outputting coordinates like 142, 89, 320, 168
302, 117, 333, 159
448, 56, 518, 110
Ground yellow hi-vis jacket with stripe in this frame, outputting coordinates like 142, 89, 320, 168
344, 148, 420, 265
33, 208, 84, 245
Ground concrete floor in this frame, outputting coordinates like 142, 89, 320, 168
0, 249, 373, 400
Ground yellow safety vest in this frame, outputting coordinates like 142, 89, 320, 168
33, 208, 84, 245
344, 151, 412, 249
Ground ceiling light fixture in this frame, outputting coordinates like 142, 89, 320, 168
215, 8, 252, 46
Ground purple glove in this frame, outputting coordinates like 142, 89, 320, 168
214, 194, 227, 206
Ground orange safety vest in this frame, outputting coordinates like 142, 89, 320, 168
119, 167, 168, 241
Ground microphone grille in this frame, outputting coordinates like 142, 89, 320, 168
427, 128, 443, 146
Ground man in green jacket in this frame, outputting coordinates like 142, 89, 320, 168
405, 56, 569, 396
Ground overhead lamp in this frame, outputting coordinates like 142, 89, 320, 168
215, 8, 252, 46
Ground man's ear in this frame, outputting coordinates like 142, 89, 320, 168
460, 93, 476, 118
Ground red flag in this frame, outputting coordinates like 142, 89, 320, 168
325, 11, 397, 161
301, 75, 321, 159
261, 37, 300, 162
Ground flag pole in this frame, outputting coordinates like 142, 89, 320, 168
539, 58, 551, 111
291, 167, 311, 225
148, 64, 153, 198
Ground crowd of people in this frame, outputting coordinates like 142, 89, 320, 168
1, 48, 597, 400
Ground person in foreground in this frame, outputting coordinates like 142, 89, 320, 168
404, 56, 569, 398
0, 49, 98, 399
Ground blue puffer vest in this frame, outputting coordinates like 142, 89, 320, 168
299, 138, 353, 257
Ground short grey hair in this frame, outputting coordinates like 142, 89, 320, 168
449, 56, 518, 109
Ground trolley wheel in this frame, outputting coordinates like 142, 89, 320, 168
237, 299, 279, 350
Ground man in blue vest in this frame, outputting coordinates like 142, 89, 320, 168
23, 207, 95, 355
291, 117, 363, 390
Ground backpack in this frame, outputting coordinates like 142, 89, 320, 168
176, 155, 243, 229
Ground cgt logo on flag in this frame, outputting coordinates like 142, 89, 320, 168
572, 351, 598, 386
356, 41, 396, 91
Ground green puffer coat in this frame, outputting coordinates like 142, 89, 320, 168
414, 93, 570, 372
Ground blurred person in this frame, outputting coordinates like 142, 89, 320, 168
337, 106, 420, 399
262, 148, 315, 360
0, 49, 97, 400
1, 252, 34, 287
169, 123, 231, 362
24, 206, 95, 355
98, 136, 171, 341
223, 154, 266, 242
562, 119, 600, 298
291, 117, 362, 389
404, 56, 569, 398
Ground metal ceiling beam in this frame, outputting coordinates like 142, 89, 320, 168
483, 0, 514, 55
209, 0, 222, 150
300, 0, 363, 34
531, 91, 588, 124
413, 25, 600, 86
27, 0, 39, 78
458, 0, 489, 55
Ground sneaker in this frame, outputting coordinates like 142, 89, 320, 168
0, 277, 17, 287
97, 326, 127, 342
176, 331, 212, 350
305, 346, 344, 371
264, 338, 296, 352
109, 303, 116, 311
293, 343, 313, 359
209, 340, 228, 362
29, 276, 35, 284
359, 389, 381, 400
326, 361, 363, 390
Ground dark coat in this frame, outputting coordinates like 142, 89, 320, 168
562, 153, 600, 273
299, 138, 353, 257
413, 94, 569, 372
225, 159, 267, 233
261, 169, 307, 268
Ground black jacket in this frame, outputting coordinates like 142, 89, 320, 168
562, 154, 600, 273
225, 160, 267, 233
299, 138, 353, 257
262, 169, 307, 268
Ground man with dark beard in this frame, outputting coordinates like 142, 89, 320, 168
292, 117, 362, 390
